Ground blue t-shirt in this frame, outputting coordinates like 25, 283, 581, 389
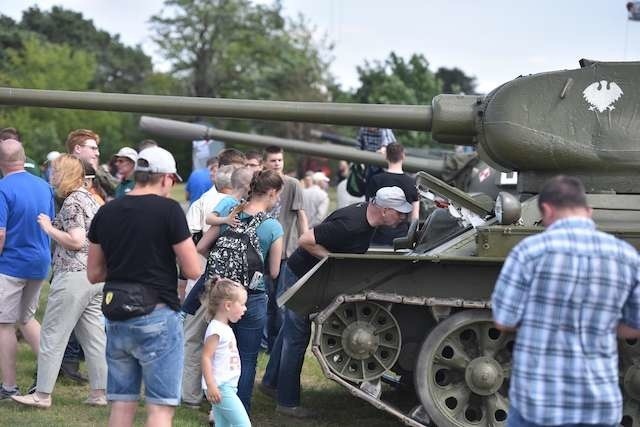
0, 171, 55, 279
213, 196, 284, 291
186, 168, 212, 204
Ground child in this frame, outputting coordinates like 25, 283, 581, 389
201, 277, 251, 427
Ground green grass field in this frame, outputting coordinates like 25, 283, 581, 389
0, 285, 400, 426
0, 184, 401, 426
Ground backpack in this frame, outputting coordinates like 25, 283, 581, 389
205, 212, 267, 290
346, 162, 367, 197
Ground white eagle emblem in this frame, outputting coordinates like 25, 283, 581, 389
582, 80, 623, 113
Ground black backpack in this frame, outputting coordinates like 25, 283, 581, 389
205, 212, 267, 290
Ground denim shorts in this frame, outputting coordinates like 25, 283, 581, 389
105, 306, 184, 405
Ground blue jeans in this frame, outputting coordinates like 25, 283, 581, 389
211, 383, 251, 427
262, 264, 311, 407
105, 306, 184, 406
231, 291, 267, 412
264, 261, 287, 352
507, 406, 618, 427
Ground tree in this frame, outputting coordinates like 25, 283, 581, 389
150, 0, 335, 139
0, 36, 138, 163
436, 67, 477, 95
352, 52, 441, 147
19, 6, 155, 93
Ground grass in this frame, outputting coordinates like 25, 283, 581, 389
0, 285, 401, 426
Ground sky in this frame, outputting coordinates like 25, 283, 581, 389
3, 1, 640, 94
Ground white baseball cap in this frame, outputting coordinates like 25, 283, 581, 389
46, 151, 61, 162
135, 146, 182, 182
312, 171, 330, 182
373, 186, 413, 213
112, 147, 138, 163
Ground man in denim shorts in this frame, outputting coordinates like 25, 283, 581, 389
87, 147, 201, 426
0, 139, 55, 400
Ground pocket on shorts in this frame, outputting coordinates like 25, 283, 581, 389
132, 318, 170, 363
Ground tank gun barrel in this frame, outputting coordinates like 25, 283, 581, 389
0, 87, 432, 131
139, 116, 445, 175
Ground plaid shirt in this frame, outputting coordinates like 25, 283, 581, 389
357, 127, 396, 152
492, 217, 640, 425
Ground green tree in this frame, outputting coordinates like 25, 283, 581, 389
0, 36, 138, 163
352, 52, 441, 147
150, 0, 334, 137
20, 6, 154, 93
436, 67, 477, 95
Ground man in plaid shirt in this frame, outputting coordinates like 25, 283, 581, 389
492, 175, 640, 427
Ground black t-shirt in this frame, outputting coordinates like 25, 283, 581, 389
88, 194, 191, 310
365, 171, 418, 202
287, 203, 375, 278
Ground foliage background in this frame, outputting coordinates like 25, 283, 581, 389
0, 0, 476, 177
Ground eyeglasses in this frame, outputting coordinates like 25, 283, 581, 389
81, 144, 99, 152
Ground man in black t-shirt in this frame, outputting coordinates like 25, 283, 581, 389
87, 147, 201, 427
260, 186, 412, 418
365, 143, 419, 245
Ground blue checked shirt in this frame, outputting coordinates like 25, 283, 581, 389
492, 217, 640, 425
357, 127, 396, 152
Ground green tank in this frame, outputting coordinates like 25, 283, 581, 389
0, 58, 639, 427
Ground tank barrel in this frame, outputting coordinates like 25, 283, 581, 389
0, 87, 432, 131
139, 116, 445, 175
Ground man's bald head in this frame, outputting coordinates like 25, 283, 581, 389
0, 139, 26, 172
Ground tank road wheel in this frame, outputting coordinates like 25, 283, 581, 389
620, 338, 640, 427
414, 310, 515, 427
318, 301, 402, 382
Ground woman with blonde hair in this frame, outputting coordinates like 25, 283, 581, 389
12, 154, 107, 409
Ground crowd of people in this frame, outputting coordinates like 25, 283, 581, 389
3, 122, 638, 427
0, 125, 416, 426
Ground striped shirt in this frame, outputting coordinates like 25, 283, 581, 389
492, 217, 640, 425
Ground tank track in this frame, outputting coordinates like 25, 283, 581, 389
310, 291, 492, 427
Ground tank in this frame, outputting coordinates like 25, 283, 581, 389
1, 58, 639, 427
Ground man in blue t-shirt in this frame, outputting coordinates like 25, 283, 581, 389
0, 139, 54, 400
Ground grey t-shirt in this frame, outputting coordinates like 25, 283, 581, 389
269, 175, 304, 258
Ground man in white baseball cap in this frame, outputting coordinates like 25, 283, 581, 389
113, 147, 139, 198
261, 185, 410, 418
87, 145, 200, 426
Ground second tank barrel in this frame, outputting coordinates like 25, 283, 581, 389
139, 116, 445, 175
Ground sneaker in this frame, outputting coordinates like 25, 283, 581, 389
257, 382, 277, 400
83, 395, 108, 406
0, 384, 20, 400
275, 405, 316, 419
11, 393, 52, 409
